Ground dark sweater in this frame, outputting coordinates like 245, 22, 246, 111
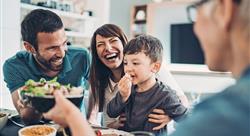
107, 80, 187, 134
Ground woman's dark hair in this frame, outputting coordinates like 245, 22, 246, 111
87, 24, 128, 119
21, 9, 63, 50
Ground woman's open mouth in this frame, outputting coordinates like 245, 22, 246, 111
105, 53, 119, 62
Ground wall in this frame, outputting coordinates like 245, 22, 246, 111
110, 0, 151, 37
0, 0, 21, 109
0, 0, 111, 110
86, 0, 110, 28
147, 2, 190, 63
173, 72, 235, 93
146, 1, 235, 97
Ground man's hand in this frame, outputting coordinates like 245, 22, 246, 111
107, 113, 126, 129
118, 73, 132, 102
148, 109, 172, 130
17, 99, 42, 125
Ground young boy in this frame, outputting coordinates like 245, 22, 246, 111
107, 35, 187, 135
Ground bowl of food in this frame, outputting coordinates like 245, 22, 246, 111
0, 112, 8, 131
18, 125, 56, 136
20, 77, 84, 113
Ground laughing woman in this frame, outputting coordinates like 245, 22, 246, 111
87, 24, 189, 130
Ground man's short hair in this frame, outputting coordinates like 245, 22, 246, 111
124, 34, 163, 63
21, 9, 63, 50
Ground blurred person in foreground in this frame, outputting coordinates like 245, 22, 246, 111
45, 0, 250, 135
171, 0, 250, 135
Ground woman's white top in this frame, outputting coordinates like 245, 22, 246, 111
102, 78, 119, 126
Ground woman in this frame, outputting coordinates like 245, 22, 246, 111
87, 24, 189, 129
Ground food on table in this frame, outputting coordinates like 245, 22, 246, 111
102, 134, 119, 136
95, 130, 119, 136
0, 113, 6, 118
94, 129, 133, 136
0, 112, 8, 131
19, 125, 56, 136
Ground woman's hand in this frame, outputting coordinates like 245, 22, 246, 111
107, 113, 126, 129
148, 109, 172, 130
43, 91, 70, 127
118, 73, 132, 102
43, 91, 95, 136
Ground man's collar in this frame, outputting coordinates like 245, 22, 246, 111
28, 53, 43, 76
58, 54, 72, 78
28, 53, 72, 77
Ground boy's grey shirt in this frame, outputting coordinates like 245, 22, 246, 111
107, 80, 187, 134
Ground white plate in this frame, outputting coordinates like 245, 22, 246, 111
98, 129, 134, 136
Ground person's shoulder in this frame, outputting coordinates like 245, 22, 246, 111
66, 46, 90, 64
195, 80, 249, 114
156, 80, 176, 94
67, 46, 89, 55
220, 79, 250, 103
170, 77, 250, 136
4, 51, 29, 67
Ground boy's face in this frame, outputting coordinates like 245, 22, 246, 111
123, 52, 160, 85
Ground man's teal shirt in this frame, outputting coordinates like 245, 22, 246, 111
3, 46, 91, 93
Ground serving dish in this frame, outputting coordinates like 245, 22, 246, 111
18, 125, 56, 136
0, 112, 8, 131
20, 78, 84, 113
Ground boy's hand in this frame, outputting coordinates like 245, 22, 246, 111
17, 99, 42, 125
118, 73, 132, 102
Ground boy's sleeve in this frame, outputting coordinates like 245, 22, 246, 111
107, 92, 129, 118
163, 90, 188, 122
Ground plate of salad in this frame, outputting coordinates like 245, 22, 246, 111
20, 77, 84, 113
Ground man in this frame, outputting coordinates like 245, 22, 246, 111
44, 0, 249, 136
170, 0, 250, 135
3, 9, 91, 124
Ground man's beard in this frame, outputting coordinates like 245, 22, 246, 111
35, 53, 63, 72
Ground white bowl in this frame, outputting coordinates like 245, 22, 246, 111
0, 113, 8, 131
18, 125, 57, 136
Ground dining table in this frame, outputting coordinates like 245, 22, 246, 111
0, 119, 135, 136
0, 118, 72, 136
0, 111, 69, 136
0, 119, 21, 136
0, 109, 148, 136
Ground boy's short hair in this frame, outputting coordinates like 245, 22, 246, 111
124, 34, 163, 63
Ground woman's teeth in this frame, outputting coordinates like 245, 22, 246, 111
105, 53, 118, 61
106, 53, 117, 58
